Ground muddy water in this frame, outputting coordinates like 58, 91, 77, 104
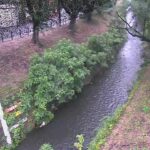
18, 9, 143, 150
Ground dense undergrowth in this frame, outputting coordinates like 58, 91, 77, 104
21, 28, 124, 126
0, 28, 124, 150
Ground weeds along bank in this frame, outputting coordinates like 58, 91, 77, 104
0, 28, 125, 150
88, 43, 150, 150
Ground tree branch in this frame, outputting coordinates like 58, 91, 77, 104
117, 12, 150, 42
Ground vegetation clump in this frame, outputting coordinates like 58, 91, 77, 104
39, 144, 54, 150
74, 134, 85, 150
0, 28, 124, 150
20, 28, 124, 126
88, 107, 125, 150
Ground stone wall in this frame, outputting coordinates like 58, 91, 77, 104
0, 5, 18, 27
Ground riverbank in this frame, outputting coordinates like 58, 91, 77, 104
0, 8, 125, 150
0, 1, 127, 149
89, 45, 150, 150
0, 14, 110, 103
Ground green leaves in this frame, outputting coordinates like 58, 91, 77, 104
21, 29, 123, 125
74, 134, 85, 150
39, 144, 54, 150
88, 28, 123, 65
21, 40, 91, 125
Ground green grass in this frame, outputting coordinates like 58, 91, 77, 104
142, 105, 150, 113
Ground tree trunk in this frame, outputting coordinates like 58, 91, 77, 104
69, 15, 76, 33
58, 0, 61, 26
85, 11, 92, 22
32, 16, 41, 45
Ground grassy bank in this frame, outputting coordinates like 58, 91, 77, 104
88, 50, 150, 150
88, 77, 141, 150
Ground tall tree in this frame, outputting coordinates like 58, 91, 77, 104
60, 0, 83, 31
82, 0, 96, 22
82, 0, 112, 22
25, 0, 50, 45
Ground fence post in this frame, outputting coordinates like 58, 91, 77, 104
28, 27, 30, 36
19, 29, 22, 38
10, 31, 13, 40
1, 33, 4, 42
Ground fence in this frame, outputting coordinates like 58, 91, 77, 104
0, 15, 69, 43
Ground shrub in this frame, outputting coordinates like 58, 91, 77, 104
11, 124, 25, 146
4, 113, 16, 127
0, 124, 26, 150
39, 144, 54, 150
21, 40, 91, 125
74, 134, 85, 150
20, 29, 124, 126
88, 28, 124, 65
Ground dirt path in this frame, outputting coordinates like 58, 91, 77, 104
102, 65, 150, 150
0, 15, 110, 100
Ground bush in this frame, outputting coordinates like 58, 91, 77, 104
74, 134, 84, 150
21, 40, 91, 125
88, 28, 124, 65
20, 28, 124, 126
39, 144, 54, 150
11, 124, 25, 147
0, 124, 26, 150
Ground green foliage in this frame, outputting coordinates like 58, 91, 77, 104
74, 134, 85, 150
39, 144, 54, 150
33, 110, 54, 126
0, 146, 11, 150
21, 28, 123, 126
4, 113, 16, 127
21, 40, 91, 125
0, 124, 26, 150
0, 26, 124, 150
129, 0, 150, 41
142, 106, 150, 113
88, 28, 124, 65
11, 124, 25, 146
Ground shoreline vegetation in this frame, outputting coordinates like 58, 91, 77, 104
0, 27, 125, 150
0, 1, 126, 150
88, 73, 141, 150
88, 42, 150, 150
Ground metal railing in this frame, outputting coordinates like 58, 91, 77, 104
0, 16, 69, 43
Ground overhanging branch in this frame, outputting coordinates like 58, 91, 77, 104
117, 12, 150, 42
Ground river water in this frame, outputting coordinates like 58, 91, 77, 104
18, 9, 143, 150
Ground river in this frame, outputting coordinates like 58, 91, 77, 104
17, 8, 143, 150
